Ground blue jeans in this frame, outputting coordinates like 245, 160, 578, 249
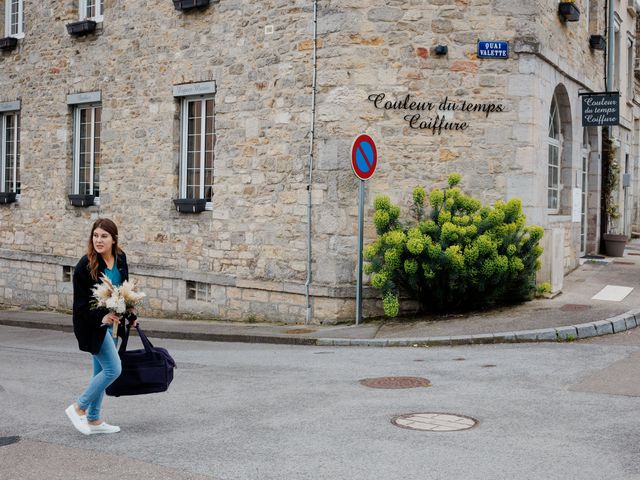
77, 327, 122, 421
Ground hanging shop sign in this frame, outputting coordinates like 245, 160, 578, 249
367, 93, 505, 135
477, 41, 509, 59
580, 92, 619, 127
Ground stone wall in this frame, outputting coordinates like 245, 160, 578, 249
0, 1, 608, 323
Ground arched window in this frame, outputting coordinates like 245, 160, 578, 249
548, 95, 561, 211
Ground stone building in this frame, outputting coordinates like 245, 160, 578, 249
0, 0, 638, 323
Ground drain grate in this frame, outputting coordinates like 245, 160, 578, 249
0, 436, 20, 447
392, 413, 477, 432
359, 376, 431, 389
613, 261, 634, 265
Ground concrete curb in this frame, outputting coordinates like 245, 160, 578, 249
1, 309, 639, 347
315, 310, 640, 347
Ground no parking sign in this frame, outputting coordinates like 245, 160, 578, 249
352, 134, 378, 325
351, 134, 377, 180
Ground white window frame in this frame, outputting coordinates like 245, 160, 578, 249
548, 95, 561, 213
4, 0, 25, 38
79, 0, 104, 22
72, 103, 102, 203
0, 109, 20, 195
614, 18, 621, 90
584, 0, 590, 31
179, 95, 215, 208
627, 35, 635, 100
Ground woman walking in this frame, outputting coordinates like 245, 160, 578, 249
65, 218, 136, 435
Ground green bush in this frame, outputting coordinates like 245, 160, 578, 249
365, 174, 544, 316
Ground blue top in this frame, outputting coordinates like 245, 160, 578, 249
104, 263, 122, 287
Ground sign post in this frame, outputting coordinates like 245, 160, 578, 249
351, 134, 377, 325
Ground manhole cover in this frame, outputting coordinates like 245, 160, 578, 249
560, 303, 591, 311
628, 253, 640, 256
392, 413, 477, 432
453, 357, 466, 361
0, 436, 20, 447
285, 328, 317, 334
359, 376, 431, 389
481, 364, 496, 368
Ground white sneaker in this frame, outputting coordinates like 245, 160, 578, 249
65, 404, 90, 435
88, 422, 121, 434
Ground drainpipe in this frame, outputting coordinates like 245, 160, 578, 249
606, 0, 615, 92
601, 0, 616, 250
304, 0, 318, 324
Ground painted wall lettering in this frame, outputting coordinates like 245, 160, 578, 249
367, 93, 505, 134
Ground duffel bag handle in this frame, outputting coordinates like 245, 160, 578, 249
118, 324, 155, 355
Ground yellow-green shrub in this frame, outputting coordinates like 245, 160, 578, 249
365, 174, 544, 316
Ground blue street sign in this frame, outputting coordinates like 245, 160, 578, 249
477, 41, 509, 59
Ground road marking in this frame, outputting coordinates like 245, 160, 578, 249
591, 285, 633, 301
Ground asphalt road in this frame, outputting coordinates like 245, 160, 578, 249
1, 324, 639, 480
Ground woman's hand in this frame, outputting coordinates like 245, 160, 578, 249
125, 309, 138, 328
101, 312, 121, 326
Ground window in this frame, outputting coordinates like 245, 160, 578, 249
79, 0, 104, 21
186, 281, 211, 301
62, 265, 74, 283
180, 96, 215, 203
72, 104, 102, 199
627, 37, 634, 100
547, 95, 561, 211
584, 0, 590, 30
614, 19, 621, 90
4, 0, 24, 37
0, 109, 20, 195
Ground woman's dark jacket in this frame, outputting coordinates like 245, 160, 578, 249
72, 252, 129, 354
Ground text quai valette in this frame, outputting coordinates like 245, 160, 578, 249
367, 93, 505, 135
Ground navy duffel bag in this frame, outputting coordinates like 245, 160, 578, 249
106, 325, 176, 397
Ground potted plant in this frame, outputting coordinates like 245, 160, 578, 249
602, 138, 627, 256
558, 0, 580, 22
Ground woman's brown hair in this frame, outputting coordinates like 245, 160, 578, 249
87, 218, 122, 281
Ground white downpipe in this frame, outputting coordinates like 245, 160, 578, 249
606, 0, 614, 92
304, 0, 318, 324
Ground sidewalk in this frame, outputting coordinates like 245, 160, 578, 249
2, 241, 640, 347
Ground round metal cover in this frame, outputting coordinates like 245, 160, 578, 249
0, 436, 20, 447
359, 376, 431, 389
392, 413, 477, 432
